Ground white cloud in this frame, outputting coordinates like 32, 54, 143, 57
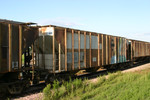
37, 17, 84, 28
128, 33, 150, 42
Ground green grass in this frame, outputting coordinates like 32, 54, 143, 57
43, 69, 150, 100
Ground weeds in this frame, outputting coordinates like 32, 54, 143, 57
43, 84, 51, 100
43, 78, 85, 100
43, 69, 150, 100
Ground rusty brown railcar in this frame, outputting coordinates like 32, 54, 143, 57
132, 40, 150, 62
34, 25, 148, 75
0, 20, 38, 94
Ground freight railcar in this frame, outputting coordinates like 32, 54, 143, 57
0, 20, 38, 94
132, 40, 150, 62
32, 25, 150, 83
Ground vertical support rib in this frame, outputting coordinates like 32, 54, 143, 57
148, 43, 150, 55
32, 44, 34, 80
109, 36, 111, 64
145, 43, 147, 56
123, 38, 124, 62
136, 41, 140, 57
142, 43, 144, 56
145, 43, 146, 56
143, 43, 144, 56
149, 44, 150, 55
84, 32, 86, 68
114, 37, 117, 63
142, 43, 143, 56
65, 28, 67, 71
122, 38, 123, 62
101, 34, 104, 65
98, 34, 100, 66
89, 32, 92, 67
148, 43, 149, 56
125, 39, 126, 62
53, 27, 55, 73
134, 41, 136, 58
120, 38, 122, 62
144, 43, 145, 56
149, 43, 150, 55
38, 37, 39, 68
72, 30, 74, 70
19, 25, 22, 70
146, 43, 147, 56
138, 42, 140, 57
42, 35, 45, 69
147, 43, 148, 56
131, 40, 133, 60
59, 43, 61, 72
118, 37, 120, 63
8, 24, 12, 72
78, 31, 80, 69
147, 43, 150, 55
106, 35, 108, 65
137, 42, 139, 57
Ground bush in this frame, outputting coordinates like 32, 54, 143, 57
43, 78, 85, 100
53, 80, 59, 90
72, 78, 82, 90
43, 84, 51, 100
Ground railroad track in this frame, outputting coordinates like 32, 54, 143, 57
4, 83, 45, 100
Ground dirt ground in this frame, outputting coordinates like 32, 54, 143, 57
90, 63, 150, 83
122, 63, 150, 73
12, 93, 43, 100
12, 63, 150, 100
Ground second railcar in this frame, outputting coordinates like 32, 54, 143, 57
33, 25, 135, 75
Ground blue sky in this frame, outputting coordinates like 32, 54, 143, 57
0, 0, 150, 42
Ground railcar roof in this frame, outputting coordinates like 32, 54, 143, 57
39, 24, 126, 38
39, 24, 150, 43
0, 19, 36, 25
